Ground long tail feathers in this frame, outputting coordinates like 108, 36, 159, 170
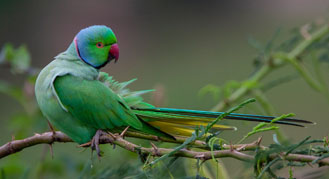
133, 107, 314, 137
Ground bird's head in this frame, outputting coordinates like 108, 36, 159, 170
73, 25, 119, 69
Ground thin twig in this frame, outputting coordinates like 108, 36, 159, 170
0, 131, 328, 166
211, 24, 329, 111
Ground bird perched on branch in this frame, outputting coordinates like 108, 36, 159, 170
35, 25, 312, 155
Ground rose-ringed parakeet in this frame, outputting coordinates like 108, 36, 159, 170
35, 25, 312, 155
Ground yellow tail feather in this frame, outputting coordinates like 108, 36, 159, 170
148, 120, 236, 137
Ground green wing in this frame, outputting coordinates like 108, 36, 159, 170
54, 74, 143, 130
53, 74, 175, 139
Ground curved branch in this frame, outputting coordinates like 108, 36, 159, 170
1, 131, 328, 166
0, 132, 72, 158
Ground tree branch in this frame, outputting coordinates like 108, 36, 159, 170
0, 132, 71, 158
1, 131, 328, 166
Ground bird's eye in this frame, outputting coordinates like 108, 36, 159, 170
96, 42, 104, 48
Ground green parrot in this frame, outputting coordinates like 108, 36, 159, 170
35, 25, 312, 154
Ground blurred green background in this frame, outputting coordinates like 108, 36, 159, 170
1, 0, 329, 178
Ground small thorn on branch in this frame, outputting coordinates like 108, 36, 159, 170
150, 142, 159, 156
230, 141, 234, 152
237, 144, 247, 151
49, 144, 54, 159
120, 126, 130, 138
256, 136, 263, 146
47, 120, 56, 135
78, 142, 91, 148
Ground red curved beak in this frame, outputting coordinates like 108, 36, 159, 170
109, 43, 119, 63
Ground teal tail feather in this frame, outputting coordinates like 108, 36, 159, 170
134, 107, 314, 127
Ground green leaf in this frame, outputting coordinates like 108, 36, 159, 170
198, 84, 221, 100
0, 43, 31, 74
285, 136, 311, 156
256, 157, 281, 179
238, 113, 294, 144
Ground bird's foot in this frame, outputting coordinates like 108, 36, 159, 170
91, 129, 107, 158
79, 130, 120, 158
105, 132, 117, 149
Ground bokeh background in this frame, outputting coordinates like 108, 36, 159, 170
1, 0, 329, 178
